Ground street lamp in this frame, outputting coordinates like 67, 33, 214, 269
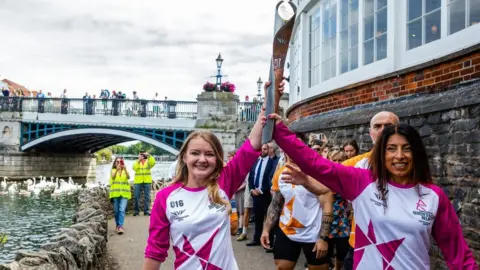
256, 77, 263, 102
216, 53, 224, 69
212, 53, 228, 90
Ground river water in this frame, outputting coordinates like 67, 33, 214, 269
0, 160, 173, 265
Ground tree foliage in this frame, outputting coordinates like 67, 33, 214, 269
96, 141, 170, 156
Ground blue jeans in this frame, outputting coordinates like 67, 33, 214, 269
134, 183, 151, 214
112, 197, 128, 227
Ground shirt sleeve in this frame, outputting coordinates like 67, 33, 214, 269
271, 166, 284, 192
144, 191, 170, 262
431, 186, 478, 269
219, 139, 260, 198
273, 122, 373, 202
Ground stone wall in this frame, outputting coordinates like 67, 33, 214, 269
287, 81, 480, 268
0, 152, 96, 183
0, 188, 111, 270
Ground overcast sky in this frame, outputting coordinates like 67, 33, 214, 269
0, 0, 289, 101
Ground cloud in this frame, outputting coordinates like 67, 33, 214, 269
0, 0, 291, 101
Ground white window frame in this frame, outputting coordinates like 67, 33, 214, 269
340, 0, 359, 74
448, 0, 480, 35
292, 26, 302, 97
407, 0, 442, 50
321, 0, 338, 81
363, 0, 388, 65
308, 7, 321, 87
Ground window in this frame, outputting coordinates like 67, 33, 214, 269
407, 0, 441, 50
448, 0, 480, 35
292, 28, 302, 96
340, 0, 359, 74
309, 7, 321, 87
322, 0, 337, 81
363, 0, 387, 65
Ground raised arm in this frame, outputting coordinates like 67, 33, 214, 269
133, 161, 139, 172
272, 121, 372, 202
147, 155, 156, 168
431, 186, 477, 269
220, 140, 260, 199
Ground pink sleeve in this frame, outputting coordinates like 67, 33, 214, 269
144, 190, 171, 262
273, 122, 373, 201
431, 186, 478, 269
219, 139, 260, 199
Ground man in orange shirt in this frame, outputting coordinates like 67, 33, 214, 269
341, 111, 399, 270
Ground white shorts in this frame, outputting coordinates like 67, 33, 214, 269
244, 180, 253, 208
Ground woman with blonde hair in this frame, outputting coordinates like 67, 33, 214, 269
142, 82, 282, 270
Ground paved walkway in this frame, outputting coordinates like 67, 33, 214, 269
107, 215, 307, 270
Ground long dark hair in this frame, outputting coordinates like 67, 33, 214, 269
369, 124, 432, 210
343, 139, 359, 156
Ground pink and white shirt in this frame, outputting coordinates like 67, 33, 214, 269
145, 139, 260, 270
274, 123, 477, 270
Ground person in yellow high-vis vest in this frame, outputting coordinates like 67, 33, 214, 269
133, 151, 156, 216
109, 158, 131, 234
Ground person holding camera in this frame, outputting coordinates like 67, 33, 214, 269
133, 150, 156, 216
110, 157, 131, 234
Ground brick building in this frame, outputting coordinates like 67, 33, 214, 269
285, 0, 479, 268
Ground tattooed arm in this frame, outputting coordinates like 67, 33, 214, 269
319, 192, 334, 238
313, 191, 334, 259
260, 191, 284, 249
263, 191, 284, 232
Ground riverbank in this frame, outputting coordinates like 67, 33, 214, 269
0, 188, 112, 269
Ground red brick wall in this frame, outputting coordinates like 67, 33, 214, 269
287, 50, 480, 122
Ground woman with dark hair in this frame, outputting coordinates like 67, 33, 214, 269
342, 139, 359, 159
109, 157, 130, 234
268, 114, 476, 269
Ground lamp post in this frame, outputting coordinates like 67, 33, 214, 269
211, 53, 228, 91
256, 77, 263, 102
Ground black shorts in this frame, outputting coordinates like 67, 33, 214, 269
273, 228, 330, 266
326, 237, 350, 261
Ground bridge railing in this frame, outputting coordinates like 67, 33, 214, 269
0, 97, 262, 123
0, 97, 198, 119
237, 102, 262, 123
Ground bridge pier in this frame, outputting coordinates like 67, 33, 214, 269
0, 151, 96, 183
0, 120, 96, 182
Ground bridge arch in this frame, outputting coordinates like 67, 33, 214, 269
21, 128, 181, 155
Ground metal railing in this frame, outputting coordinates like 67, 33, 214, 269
0, 96, 262, 122
0, 97, 198, 119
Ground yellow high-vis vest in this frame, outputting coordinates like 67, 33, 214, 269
133, 155, 156, 184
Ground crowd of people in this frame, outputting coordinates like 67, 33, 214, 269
138, 81, 477, 270
0, 86, 167, 101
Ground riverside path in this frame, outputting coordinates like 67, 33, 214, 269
107, 215, 308, 270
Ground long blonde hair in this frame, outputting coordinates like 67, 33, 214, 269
173, 131, 231, 210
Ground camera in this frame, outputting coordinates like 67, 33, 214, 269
119, 160, 125, 166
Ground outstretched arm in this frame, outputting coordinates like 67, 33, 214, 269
271, 119, 373, 202
282, 164, 330, 196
